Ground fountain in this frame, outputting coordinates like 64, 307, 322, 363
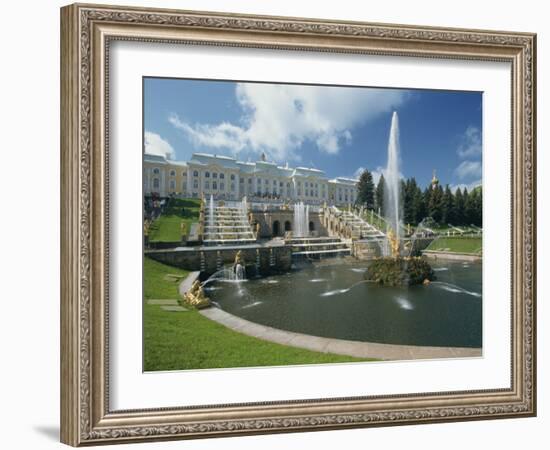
202, 251, 247, 287
293, 202, 309, 238
233, 250, 246, 281
363, 111, 434, 286
182, 279, 211, 309
384, 111, 402, 247
209, 194, 214, 228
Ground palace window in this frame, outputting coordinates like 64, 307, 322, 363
240, 178, 244, 183
169, 180, 175, 190
182, 171, 187, 177
230, 174, 235, 181
169, 170, 176, 177
273, 180, 277, 185
220, 173, 225, 179
153, 178, 160, 189
193, 170, 198, 177
231, 183, 236, 192
248, 178, 252, 184
213, 172, 217, 178
204, 181, 210, 189
280, 181, 283, 187
220, 182, 225, 191
205, 172, 210, 178
264, 179, 268, 184
153, 168, 160, 175
193, 180, 198, 189
213, 181, 217, 190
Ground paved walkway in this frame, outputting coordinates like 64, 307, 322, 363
200, 307, 482, 361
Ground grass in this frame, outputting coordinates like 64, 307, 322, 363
143, 257, 188, 300
143, 257, 373, 371
148, 198, 201, 243
425, 236, 482, 254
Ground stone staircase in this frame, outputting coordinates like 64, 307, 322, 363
286, 236, 351, 257
203, 205, 256, 245
337, 209, 386, 240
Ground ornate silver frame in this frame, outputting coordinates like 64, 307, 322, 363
60, 3, 536, 446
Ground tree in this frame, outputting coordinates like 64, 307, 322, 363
428, 184, 444, 223
375, 174, 386, 214
356, 169, 375, 209
463, 188, 477, 226
453, 187, 465, 225
441, 184, 455, 225
466, 186, 482, 226
402, 178, 418, 225
413, 184, 426, 224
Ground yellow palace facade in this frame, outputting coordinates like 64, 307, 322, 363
144, 152, 358, 205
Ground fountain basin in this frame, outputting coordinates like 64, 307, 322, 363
208, 259, 481, 349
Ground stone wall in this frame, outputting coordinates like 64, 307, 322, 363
422, 250, 482, 262
250, 210, 327, 238
353, 237, 434, 260
352, 240, 383, 260
145, 245, 292, 276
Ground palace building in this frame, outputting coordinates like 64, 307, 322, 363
144, 152, 358, 205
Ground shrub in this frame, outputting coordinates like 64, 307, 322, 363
365, 257, 435, 286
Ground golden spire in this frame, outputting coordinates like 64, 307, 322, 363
431, 169, 439, 187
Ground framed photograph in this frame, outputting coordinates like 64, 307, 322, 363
60, 3, 536, 446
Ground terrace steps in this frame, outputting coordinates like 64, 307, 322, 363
203, 205, 256, 245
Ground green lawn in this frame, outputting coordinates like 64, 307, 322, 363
143, 256, 188, 299
426, 236, 482, 254
148, 198, 201, 243
143, 257, 372, 371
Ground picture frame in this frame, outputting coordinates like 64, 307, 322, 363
60, 2, 536, 446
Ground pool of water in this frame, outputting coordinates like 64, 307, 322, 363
207, 259, 482, 348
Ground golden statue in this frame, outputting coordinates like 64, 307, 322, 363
234, 250, 244, 266
183, 279, 210, 309
387, 228, 401, 258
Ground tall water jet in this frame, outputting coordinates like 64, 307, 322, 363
209, 194, 214, 227
384, 111, 402, 246
294, 202, 309, 237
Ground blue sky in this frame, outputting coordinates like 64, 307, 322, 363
144, 77, 482, 191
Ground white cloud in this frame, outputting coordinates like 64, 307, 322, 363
353, 166, 366, 179
170, 83, 407, 163
144, 131, 175, 160
452, 125, 482, 187
455, 160, 482, 180
457, 125, 482, 158
450, 179, 482, 193
168, 117, 246, 153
